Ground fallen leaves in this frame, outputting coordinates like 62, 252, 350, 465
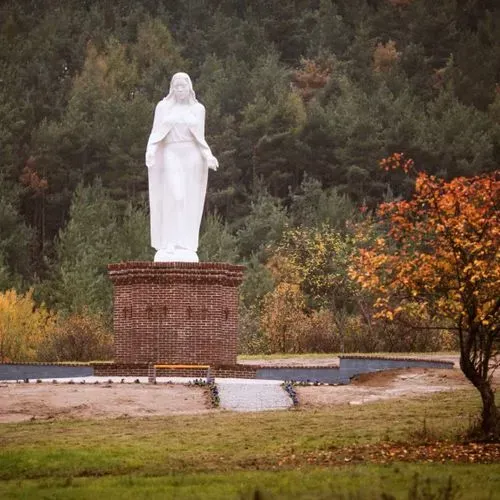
275, 441, 500, 468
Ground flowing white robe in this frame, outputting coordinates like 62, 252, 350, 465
145, 100, 217, 258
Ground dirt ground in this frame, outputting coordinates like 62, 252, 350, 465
0, 383, 211, 423
1, 362, 492, 423
296, 367, 472, 408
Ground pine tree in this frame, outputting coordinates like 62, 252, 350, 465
48, 181, 150, 317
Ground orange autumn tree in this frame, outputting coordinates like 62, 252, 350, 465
351, 155, 499, 438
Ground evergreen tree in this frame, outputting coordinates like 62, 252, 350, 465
415, 88, 496, 178
0, 176, 33, 288
48, 180, 150, 317
198, 213, 239, 263
289, 176, 358, 231
236, 189, 289, 261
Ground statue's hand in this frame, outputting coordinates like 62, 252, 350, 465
207, 156, 219, 171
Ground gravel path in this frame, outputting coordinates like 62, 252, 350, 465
216, 379, 293, 412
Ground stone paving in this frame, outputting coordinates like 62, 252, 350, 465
215, 379, 293, 412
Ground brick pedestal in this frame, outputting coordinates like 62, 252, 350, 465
108, 262, 245, 365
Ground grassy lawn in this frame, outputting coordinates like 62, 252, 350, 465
238, 352, 459, 361
0, 389, 498, 499
0, 465, 498, 499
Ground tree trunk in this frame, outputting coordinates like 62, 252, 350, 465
460, 353, 499, 439
478, 381, 499, 439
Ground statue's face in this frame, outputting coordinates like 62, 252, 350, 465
173, 78, 189, 102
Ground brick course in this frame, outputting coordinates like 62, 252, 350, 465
108, 261, 245, 365
92, 362, 257, 379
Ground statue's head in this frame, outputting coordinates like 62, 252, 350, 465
167, 72, 197, 104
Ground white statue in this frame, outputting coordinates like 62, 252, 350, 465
145, 72, 218, 262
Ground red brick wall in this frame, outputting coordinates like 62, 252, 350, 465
92, 363, 150, 377
92, 362, 257, 379
212, 365, 257, 379
108, 262, 245, 365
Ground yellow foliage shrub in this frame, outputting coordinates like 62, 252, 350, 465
38, 311, 113, 362
0, 289, 56, 362
260, 282, 455, 353
261, 283, 306, 352
260, 284, 340, 353
296, 309, 338, 352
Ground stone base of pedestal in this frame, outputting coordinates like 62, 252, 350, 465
108, 262, 245, 365
92, 362, 258, 379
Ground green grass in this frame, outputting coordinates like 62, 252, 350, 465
237, 351, 459, 361
0, 389, 497, 499
238, 352, 343, 360
0, 465, 498, 499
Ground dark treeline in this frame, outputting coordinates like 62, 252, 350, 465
1, 0, 499, 337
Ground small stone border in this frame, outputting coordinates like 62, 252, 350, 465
189, 379, 220, 408
8, 377, 147, 385
282, 381, 299, 406
286, 380, 337, 386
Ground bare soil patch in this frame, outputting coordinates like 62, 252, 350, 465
0, 383, 211, 423
297, 368, 472, 408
